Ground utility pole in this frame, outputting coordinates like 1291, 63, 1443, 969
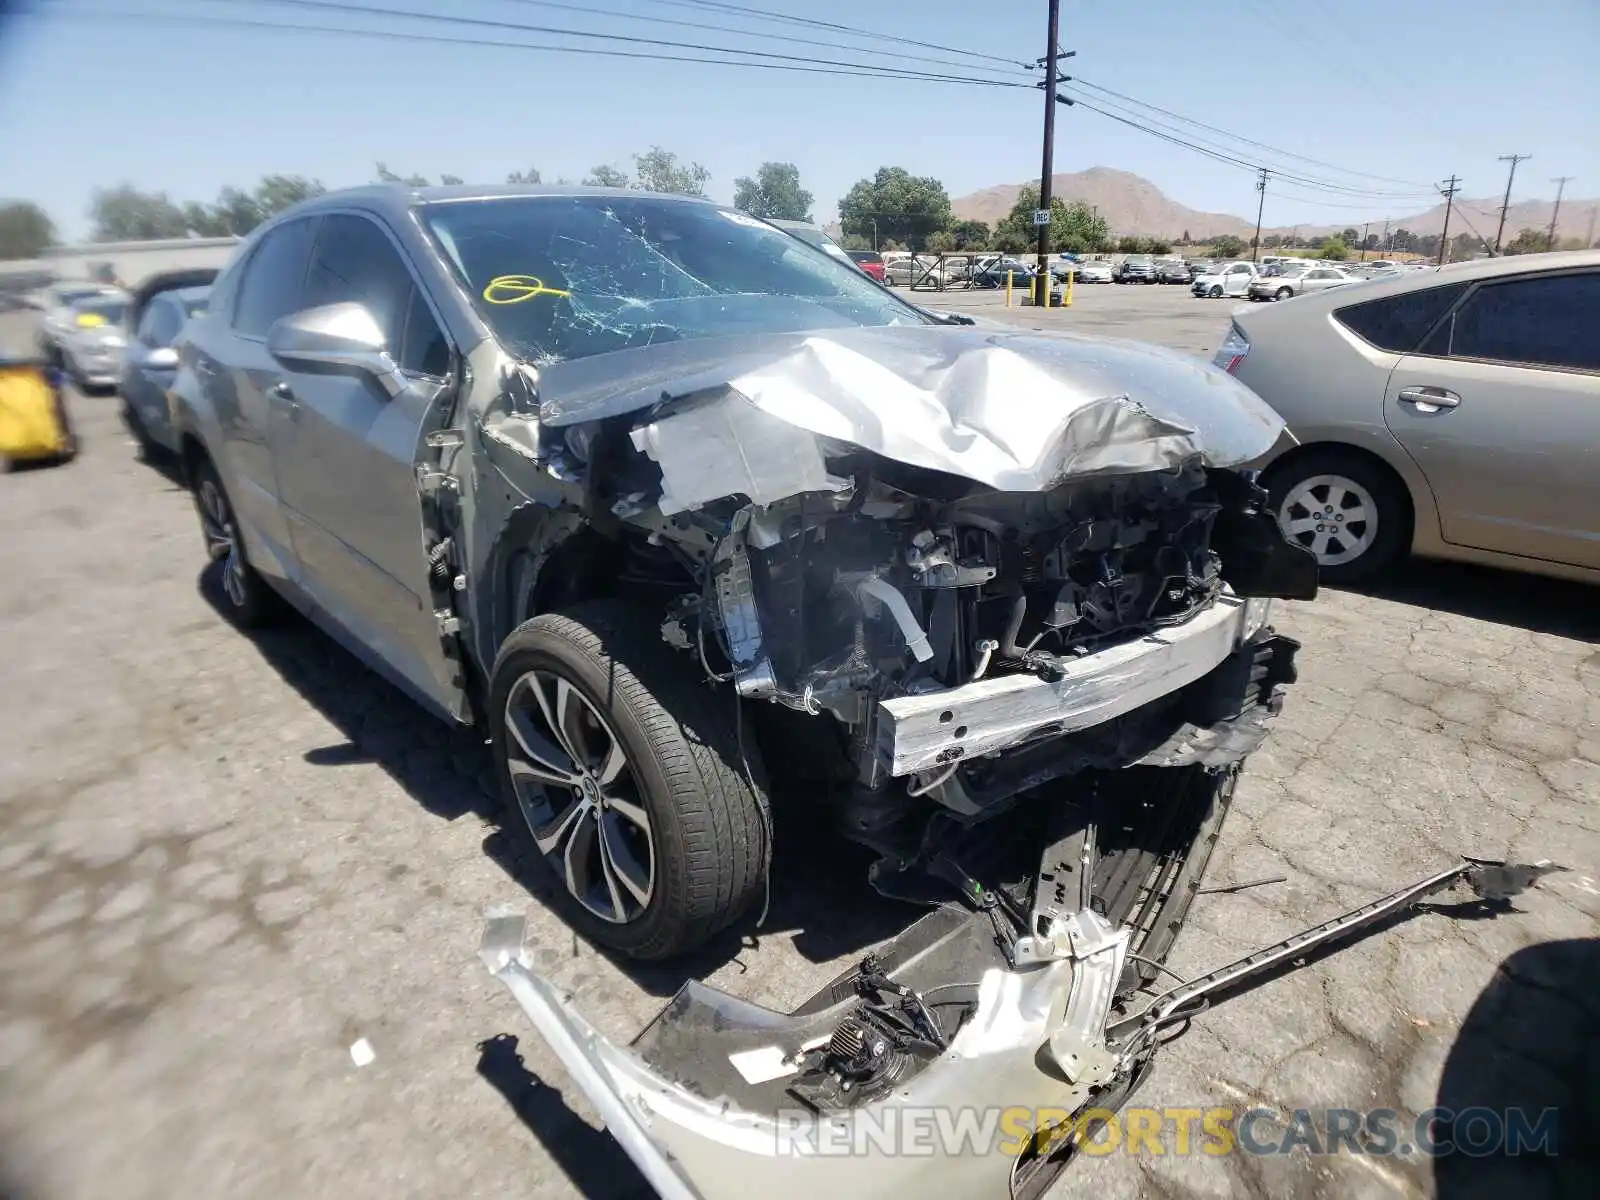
1361, 221, 1369, 261
1033, 0, 1063, 306
1547, 176, 1574, 249
1493, 153, 1530, 254
1437, 175, 1460, 265
1251, 167, 1269, 262
1381, 219, 1390, 255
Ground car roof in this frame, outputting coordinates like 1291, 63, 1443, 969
272, 182, 724, 225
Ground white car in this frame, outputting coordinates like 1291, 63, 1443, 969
1071, 260, 1114, 283
55, 293, 131, 391
34, 282, 126, 356
1191, 261, 1258, 298
1247, 264, 1356, 301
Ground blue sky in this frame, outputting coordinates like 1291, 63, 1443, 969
2, 0, 1596, 239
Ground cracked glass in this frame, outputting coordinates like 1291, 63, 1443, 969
420, 195, 929, 365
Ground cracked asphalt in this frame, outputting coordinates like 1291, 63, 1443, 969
2, 293, 1596, 1200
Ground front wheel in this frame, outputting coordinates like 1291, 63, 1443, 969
191, 456, 278, 626
488, 600, 772, 961
1208, 285, 1223, 298
1275, 287, 1294, 301
1265, 450, 1410, 583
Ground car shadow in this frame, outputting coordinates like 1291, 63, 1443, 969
1433, 937, 1599, 1197
1342, 557, 1599, 641
475, 1033, 655, 1200
197, 565, 921, 999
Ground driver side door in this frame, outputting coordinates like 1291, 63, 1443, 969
269, 212, 464, 719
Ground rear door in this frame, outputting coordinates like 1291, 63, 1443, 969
270, 211, 463, 716
1382, 267, 1600, 567
1302, 268, 1346, 294
1224, 263, 1254, 295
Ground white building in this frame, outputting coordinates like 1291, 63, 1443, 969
1, 236, 243, 289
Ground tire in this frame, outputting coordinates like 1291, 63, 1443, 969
1208, 285, 1223, 298
190, 455, 278, 627
1264, 449, 1410, 584
1275, 287, 1294, 301
488, 600, 771, 961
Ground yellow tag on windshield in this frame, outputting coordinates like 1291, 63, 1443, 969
483, 274, 570, 304
76, 312, 106, 328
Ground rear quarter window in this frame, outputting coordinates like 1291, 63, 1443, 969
1333, 281, 1467, 352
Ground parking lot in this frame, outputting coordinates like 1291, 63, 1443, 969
1, 288, 1596, 1200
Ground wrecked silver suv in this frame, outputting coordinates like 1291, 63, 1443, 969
171, 184, 1326, 1193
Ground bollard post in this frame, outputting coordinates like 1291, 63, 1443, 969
1066, 269, 1074, 307
1006, 270, 1014, 307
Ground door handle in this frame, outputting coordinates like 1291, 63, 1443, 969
1397, 386, 1460, 411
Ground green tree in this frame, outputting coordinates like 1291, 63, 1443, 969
1262, 233, 1283, 249
993, 187, 1107, 255
1450, 231, 1481, 261
838, 167, 952, 251
1179, 229, 1191, 245
583, 163, 631, 188
926, 230, 956, 253
1318, 237, 1351, 260
1211, 233, 1247, 259
993, 224, 1030, 253
1116, 235, 1146, 253
1390, 228, 1418, 253
950, 219, 990, 249
255, 174, 324, 217
0, 200, 56, 259
375, 163, 431, 186
506, 167, 543, 184
88, 185, 189, 241
632, 146, 710, 196
1146, 237, 1173, 255
732, 161, 812, 221
439, 174, 464, 186
1339, 227, 1360, 245
1504, 227, 1554, 255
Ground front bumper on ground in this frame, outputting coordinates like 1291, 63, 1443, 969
478, 899, 1129, 1200
878, 594, 1271, 777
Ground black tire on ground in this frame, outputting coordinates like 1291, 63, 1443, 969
190, 455, 279, 627
1208, 285, 1223, 298
1275, 287, 1294, 301
1264, 448, 1411, 584
488, 600, 771, 961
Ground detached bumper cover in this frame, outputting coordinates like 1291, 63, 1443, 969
479, 906, 1128, 1200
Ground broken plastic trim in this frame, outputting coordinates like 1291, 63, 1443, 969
478, 857, 1560, 1200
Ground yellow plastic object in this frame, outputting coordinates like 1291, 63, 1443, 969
483, 274, 570, 303
76, 311, 106, 328
0, 363, 72, 464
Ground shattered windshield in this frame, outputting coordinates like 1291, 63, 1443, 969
420, 194, 929, 364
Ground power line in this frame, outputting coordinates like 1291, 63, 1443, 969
641, 0, 1033, 68
1060, 86, 1435, 199
502, 0, 1035, 78
208, 0, 1032, 84
1063, 92, 1433, 206
1069, 77, 1433, 190
44, 4, 1036, 88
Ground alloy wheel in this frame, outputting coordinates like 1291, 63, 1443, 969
503, 669, 655, 924
1277, 474, 1378, 567
197, 478, 248, 609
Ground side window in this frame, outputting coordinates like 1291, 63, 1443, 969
398, 289, 451, 377
303, 214, 414, 350
234, 218, 316, 338
1333, 281, 1467, 353
147, 299, 183, 347
303, 214, 450, 377
1444, 272, 1600, 371
135, 298, 168, 346
1230, 264, 1250, 275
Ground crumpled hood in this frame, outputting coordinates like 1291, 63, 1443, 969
537, 324, 1285, 491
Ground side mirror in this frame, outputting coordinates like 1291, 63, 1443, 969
266, 302, 406, 397
144, 346, 179, 371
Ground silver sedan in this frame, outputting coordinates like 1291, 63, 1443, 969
1217, 251, 1600, 583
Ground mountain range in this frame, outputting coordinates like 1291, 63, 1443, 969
950, 167, 1600, 243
